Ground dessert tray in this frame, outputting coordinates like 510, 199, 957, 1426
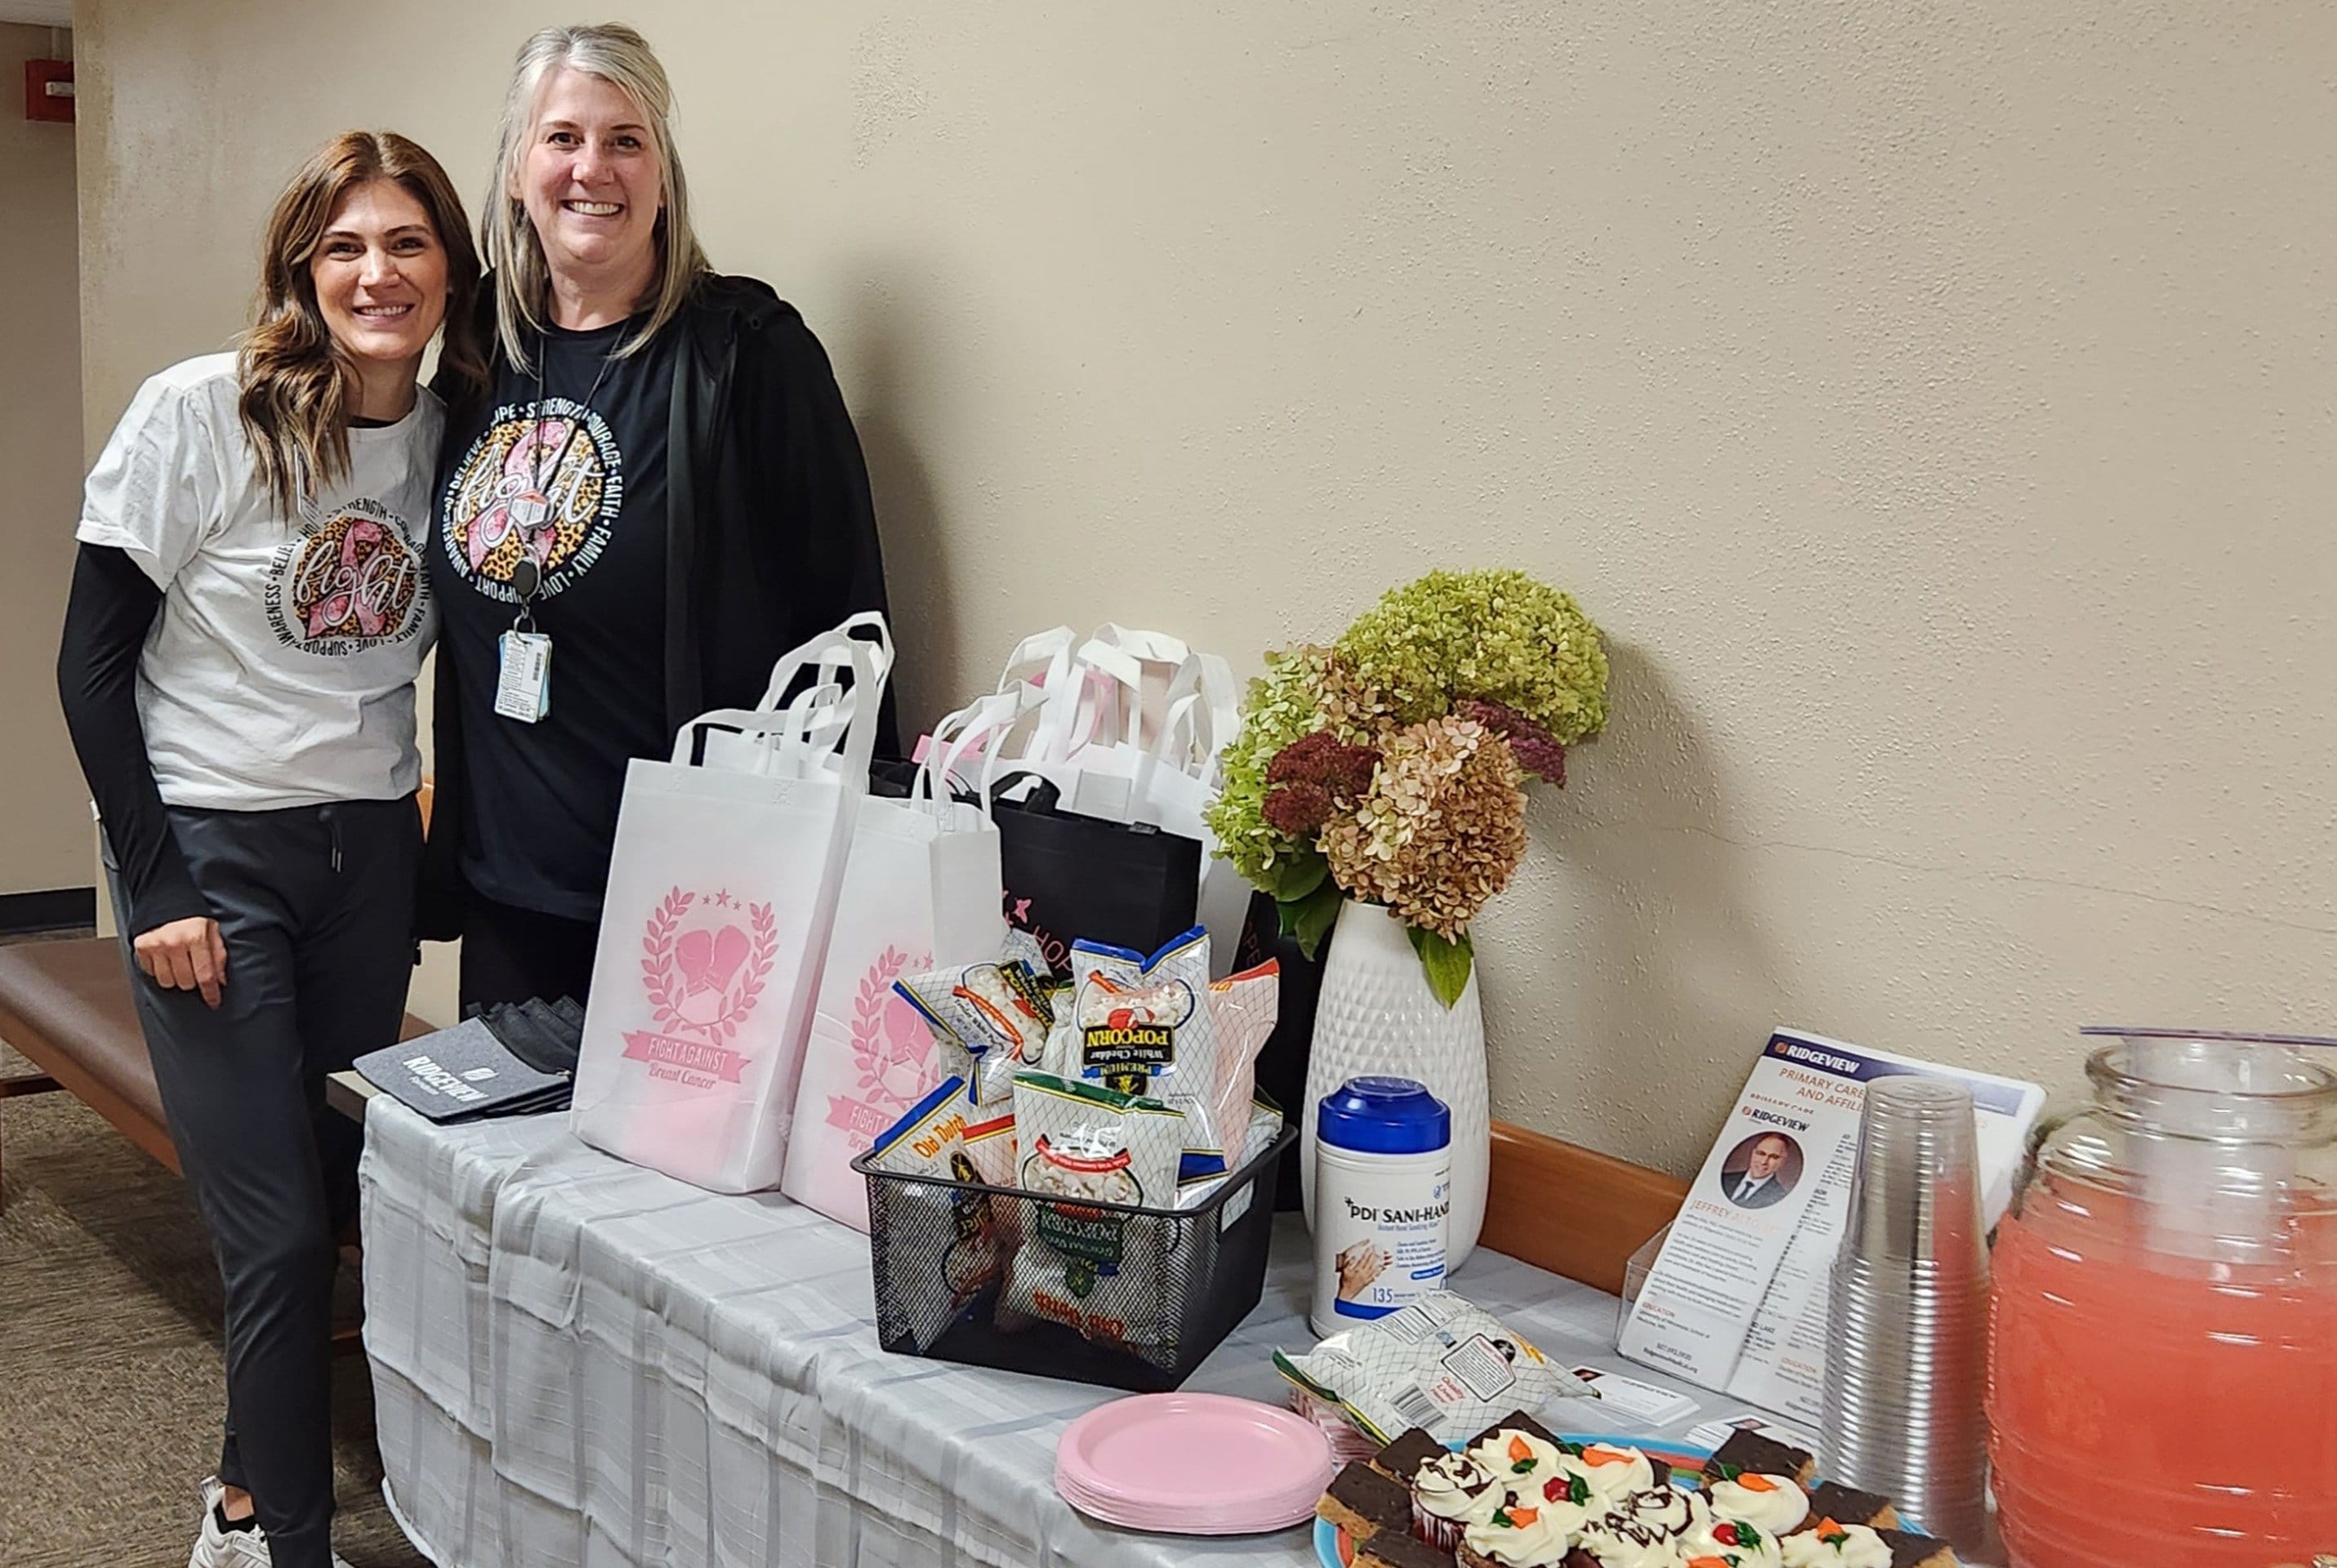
1314, 1419, 1955, 1568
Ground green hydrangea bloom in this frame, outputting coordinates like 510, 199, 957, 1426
1333, 568, 1609, 743
1203, 644, 1340, 884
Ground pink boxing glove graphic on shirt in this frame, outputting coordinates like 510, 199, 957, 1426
466, 419, 569, 574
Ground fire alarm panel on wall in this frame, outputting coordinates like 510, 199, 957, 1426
25, 59, 74, 124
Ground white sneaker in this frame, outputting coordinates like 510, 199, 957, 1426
189, 1476, 272, 1568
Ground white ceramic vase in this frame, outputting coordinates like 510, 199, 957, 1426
1300, 899, 1489, 1269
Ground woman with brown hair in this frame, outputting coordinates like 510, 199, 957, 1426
55, 131, 484, 1568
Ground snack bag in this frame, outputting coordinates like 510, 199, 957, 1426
1045, 927, 1228, 1179
1271, 1290, 1593, 1446
1205, 960, 1278, 1162
894, 930, 1059, 1111
1174, 1096, 1287, 1210
865, 1077, 1014, 1351
1003, 1072, 1185, 1352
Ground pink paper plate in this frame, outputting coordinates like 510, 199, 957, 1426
1055, 1393, 1332, 1535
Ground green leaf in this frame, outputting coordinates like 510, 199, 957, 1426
1281, 881, 1344, 960
1263, 849, 1331, 904
1405, 925, 1474, 1009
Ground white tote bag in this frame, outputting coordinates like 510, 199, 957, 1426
1125, 685, 1252, 978
1021, 632, 1250, 973
570, 629, 882, 1194
779, 693, 1015, 1229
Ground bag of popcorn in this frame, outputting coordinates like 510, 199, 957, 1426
865, 1076, 1015, 1351
1043, 927, 1231, 1179
1002, 1072, 1186, 1354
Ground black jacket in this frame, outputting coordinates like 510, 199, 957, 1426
417, 274, 895, 940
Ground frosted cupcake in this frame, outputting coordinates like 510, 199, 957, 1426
1679, 1493, 1786, 1568
1779, 1520, 1893, 1568
1563, 1441, 1657, 1507
1572, 1503, 1690, 1568
1605, 1485, 1697, 1540
1706, 1473, 1809, 1538
1412, 1449, 1507, 1551
1467, 1428, 1572, 1499
1455, 1494, 1587, 1568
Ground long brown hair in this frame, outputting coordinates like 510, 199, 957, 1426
239, 131, 488, 518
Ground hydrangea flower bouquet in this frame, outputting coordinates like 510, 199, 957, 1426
1204, 568, 1609, 1006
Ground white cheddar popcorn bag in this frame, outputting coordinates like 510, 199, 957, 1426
1003, 1073, 1186, 1352
1043, 927, 1229, 1179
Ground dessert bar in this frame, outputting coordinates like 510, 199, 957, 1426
1799, 1481, 1898, 1530
1355, 1528, 1459, 1568
1318, 1461, 1414, 1539
1465, 1408, 1561, 1450
1703, 1428, 1818, 1486
1371, 1427, 1451, 1486
1874, 1526, 1959, 1567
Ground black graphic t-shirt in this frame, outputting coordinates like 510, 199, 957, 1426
433, 317, 676, 920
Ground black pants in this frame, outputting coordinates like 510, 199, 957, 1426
109, 798, 421, 1568
457, 886, 600, 1011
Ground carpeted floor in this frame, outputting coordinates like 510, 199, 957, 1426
0, 943, 431, 1568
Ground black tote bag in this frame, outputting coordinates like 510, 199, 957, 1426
988, 771, 1201, 971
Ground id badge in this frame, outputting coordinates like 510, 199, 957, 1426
495, 630, 553, 722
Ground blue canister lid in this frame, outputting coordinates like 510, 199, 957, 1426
1318, 1076, 1451, 1155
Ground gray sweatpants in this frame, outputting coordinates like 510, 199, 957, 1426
107, 797, 420, 1568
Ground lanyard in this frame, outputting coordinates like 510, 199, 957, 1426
510, 329, 616, 631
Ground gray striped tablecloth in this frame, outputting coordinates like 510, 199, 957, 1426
357, 1097, 1759, 1568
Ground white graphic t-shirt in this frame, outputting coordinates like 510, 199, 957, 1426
77, 353, 443, 808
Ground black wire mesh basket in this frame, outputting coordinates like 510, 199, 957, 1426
854, 1122, 1296, 1392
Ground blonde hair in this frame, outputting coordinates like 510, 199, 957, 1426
239, 130, 487, 518
484, 23, 710, 371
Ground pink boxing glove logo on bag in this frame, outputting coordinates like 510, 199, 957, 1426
817, 945, 935, 1150
622, 885, 778, 1086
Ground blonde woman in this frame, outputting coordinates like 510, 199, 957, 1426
422, 23, 893, 1008
56, 131, 484, 1568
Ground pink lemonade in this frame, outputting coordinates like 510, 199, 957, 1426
1989, 1200, 2337, 1566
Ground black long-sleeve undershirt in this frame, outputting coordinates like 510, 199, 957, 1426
56, 541, 210, 934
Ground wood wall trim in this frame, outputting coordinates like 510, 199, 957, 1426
1481, 1119, 1687, 1298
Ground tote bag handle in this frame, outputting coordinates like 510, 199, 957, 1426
754, 609, 894, 717
914, 688, 1030, 814
674, 631, 883, 787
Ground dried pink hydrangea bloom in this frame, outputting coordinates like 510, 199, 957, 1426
1321, 715, 1527, 940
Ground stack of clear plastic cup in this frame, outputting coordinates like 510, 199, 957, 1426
1822, 1076, 1991, 1554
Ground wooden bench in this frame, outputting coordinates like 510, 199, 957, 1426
0, 934, 430, 1207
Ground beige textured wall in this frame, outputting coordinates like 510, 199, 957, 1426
2, 22, 89, 895
74, 2, 2337, 1173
